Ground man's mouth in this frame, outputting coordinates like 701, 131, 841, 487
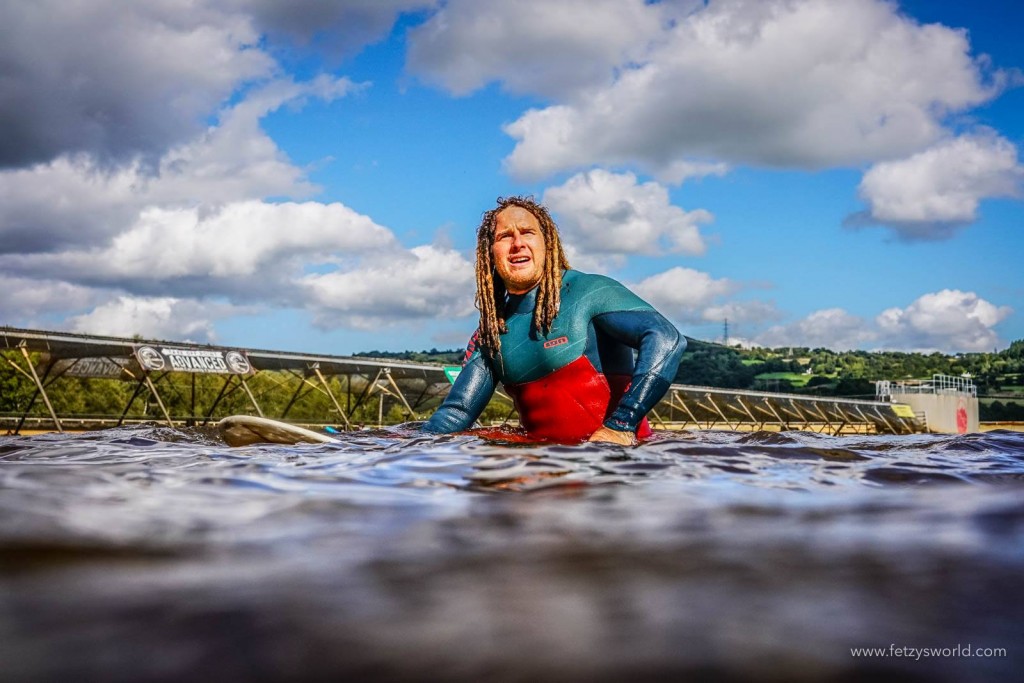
509, 255, 530, 265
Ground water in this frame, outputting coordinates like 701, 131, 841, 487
1, 426, 1023, 682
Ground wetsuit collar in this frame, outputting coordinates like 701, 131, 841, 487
504, 285, 538, 316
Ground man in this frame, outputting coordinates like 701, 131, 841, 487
423, 196, 686, 445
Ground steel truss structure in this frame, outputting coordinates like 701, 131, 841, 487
2, 326, 924, 435
2, 327, 449, 433
652, 385, 922, 435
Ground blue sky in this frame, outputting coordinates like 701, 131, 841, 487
1, 0, 1021, 355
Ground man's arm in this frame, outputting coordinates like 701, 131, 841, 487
592, 309, 687, 436
422, 348, 497, 433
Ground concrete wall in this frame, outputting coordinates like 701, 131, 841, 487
894, 393, 979, 434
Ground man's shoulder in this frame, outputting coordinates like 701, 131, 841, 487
562, 269, 627, 290
561, 269, 652, 312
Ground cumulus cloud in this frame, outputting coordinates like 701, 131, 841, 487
0, 0, 424, 169
303, 245, 475, 329
407, 0, 664, 97
3, 201, 398, 300
876, 289, 1012, 352
497, 0, 1005, 180
702, 301, 783, 326
756, 308, 878, 350
756, 290, 1012, 352
0, 276, 100, 323
0, 157, 144, 255
148, 75, 358, 205
629, 267, 740, 322
67, 296, 237, 344
853, 133, 1023, 239
626, 267, 781, 332
0, 76, 357, 255
0, 1, 274, 168
0, 0, 478, 343
244, 0, 435, 57
0, 59, 456, 339
543, 170, 712, 263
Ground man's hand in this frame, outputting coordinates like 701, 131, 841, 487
588, 426, 637, 446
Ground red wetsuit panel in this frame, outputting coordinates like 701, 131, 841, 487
504, 356, 651, 443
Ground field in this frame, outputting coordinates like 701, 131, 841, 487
754, 372, 813, 388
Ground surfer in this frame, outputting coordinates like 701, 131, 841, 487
423, 196, 686, 445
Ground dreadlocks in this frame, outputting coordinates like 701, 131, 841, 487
475, 195, 571, 359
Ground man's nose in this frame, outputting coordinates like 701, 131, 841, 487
511, 231, 525, 248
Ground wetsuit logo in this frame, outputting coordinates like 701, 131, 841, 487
543, 336, 569, 349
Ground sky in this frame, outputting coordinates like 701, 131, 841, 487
1, 0, 1022, 356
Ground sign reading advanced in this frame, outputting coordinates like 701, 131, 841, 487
52, 357, 130, 379
134, 346, 253, 375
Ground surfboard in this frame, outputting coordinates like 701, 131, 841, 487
218, 415, 340, 447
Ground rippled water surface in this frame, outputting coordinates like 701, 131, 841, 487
2, 425, 1023, 682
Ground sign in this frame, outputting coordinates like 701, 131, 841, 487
52, 357, 129, 379
134, 346, 253, 375
443, 366, 461, 384
891, 403, 917, 419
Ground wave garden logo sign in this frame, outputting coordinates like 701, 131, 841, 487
134, 346, 253, 375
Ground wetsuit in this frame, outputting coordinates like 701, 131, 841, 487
423, 269, 686, 442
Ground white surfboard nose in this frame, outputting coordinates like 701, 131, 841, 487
218, 415, 339, 446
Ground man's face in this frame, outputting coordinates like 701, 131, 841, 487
492, 206, 546, 294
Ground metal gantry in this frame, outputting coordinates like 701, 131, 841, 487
2, 326, 926, 436
1, 326, 449, 433
654, 384, 923, 435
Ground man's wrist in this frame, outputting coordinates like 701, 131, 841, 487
602, 418, 634, 432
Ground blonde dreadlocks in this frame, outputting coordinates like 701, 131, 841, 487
474, 196, 571, 359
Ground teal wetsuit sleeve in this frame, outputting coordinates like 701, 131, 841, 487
422, 350, 497, 433
593, 310, 686, 432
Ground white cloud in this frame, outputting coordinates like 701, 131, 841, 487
723, 337, 761, 350
0, 276, 99, 322
543, 170, 712, 261
655, 160, 731, 186
756, 290, 1012, 352
0, 68, 464, 339
702, 301, 783, 326
627, 267, 781, 332
876, 289, 1012, 352
0, 0, 422, 168
0, 72, 401, 331
500, 0, 1004, 180
756, 308, 877, 350
855, 133, 1023, 239
0, 76, 357, 255
0, 1, 478, 343
0, 156, 144, 254
629, 267, 740, 322
147, 75, 359, 206
0, 0, 274, 168
406, 0, 664, 97
67, 296, 234, 344
303, 245, 475, 329
3, 201, 398, 298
